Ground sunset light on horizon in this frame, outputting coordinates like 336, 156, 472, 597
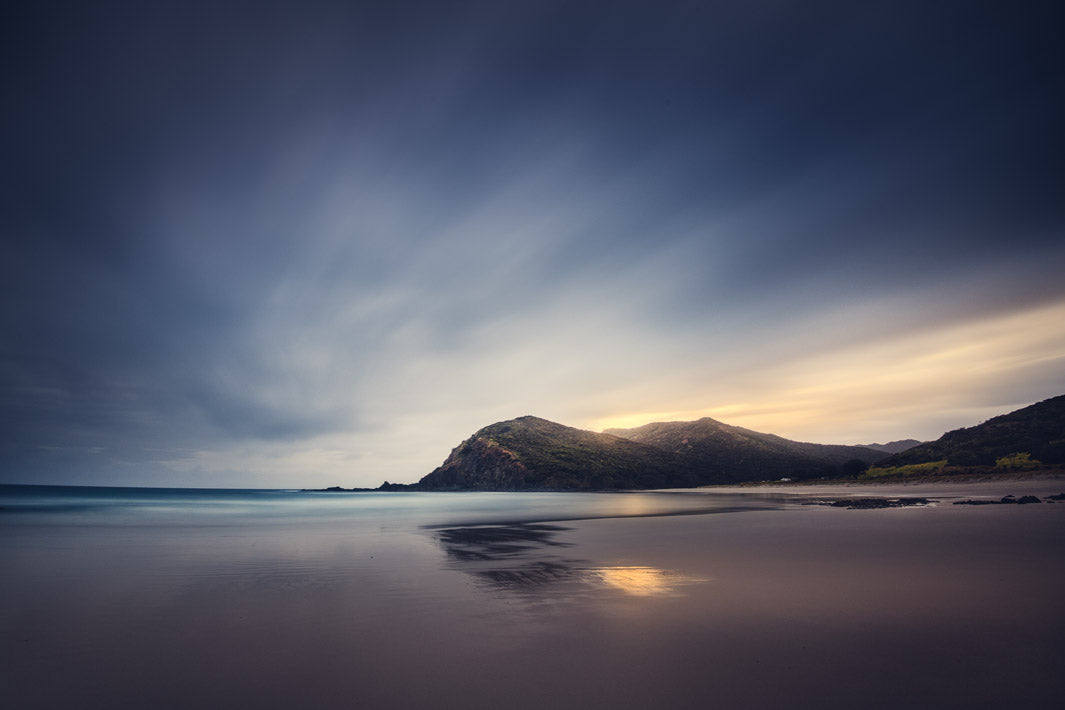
588, 299, 1065, 443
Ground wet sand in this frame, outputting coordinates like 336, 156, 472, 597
2, 481, 1063, 709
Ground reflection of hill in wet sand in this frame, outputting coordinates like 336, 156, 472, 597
434, 523, 706, 597
436, 524, 578, 589
437, 523, 573, 560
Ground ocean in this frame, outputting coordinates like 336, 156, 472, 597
2, 482, 1063, 709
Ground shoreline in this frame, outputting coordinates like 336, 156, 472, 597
305, 469, 1065, 495
697, 476, 1065, 504
713, 470, 1065, 491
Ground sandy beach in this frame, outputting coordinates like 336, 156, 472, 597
2, 480, 1063, 709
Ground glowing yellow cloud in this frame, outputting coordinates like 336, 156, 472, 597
588, 299, 1065, 443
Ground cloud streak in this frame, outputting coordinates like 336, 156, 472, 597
2, 1, 1063, 486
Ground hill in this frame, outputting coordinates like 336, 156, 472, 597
605, 418, 889, 481
409, 415, 889, 491
413, 416, 713, 490
878, 394, 1065, 468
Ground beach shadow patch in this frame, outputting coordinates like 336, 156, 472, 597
434, 523, 585, 593
437, 523, 573, 561
478, 561, 577, 589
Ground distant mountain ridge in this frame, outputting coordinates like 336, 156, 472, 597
407, 415, 889, 491
605, 418, 889, 482
860, 440, 922, 454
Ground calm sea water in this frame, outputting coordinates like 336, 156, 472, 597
2, 483, 1063, 709
0, 484, 770, 525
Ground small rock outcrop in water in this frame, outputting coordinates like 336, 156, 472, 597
301, 485, 378, 492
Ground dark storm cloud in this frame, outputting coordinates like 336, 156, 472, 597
2, 1, 1063, 485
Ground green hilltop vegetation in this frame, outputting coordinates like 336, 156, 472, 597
860, 460, 950, 480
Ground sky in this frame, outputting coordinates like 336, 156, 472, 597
3, 0, 1064, 488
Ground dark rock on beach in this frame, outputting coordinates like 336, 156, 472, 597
954, 494, 1048, 505
825, 497, 929, 509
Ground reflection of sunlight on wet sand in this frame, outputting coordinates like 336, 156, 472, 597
614, 495, 660, 517
590, 566, 706, 596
